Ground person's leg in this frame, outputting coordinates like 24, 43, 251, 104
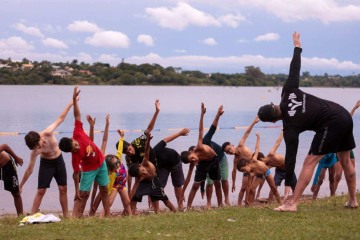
78, 191, 90, 217
163, 199, 177, 212
174, 186, 183, 210
89, 192, 102, 216
98, 185, 110, 217
221, 180, 230, 206
219, 155, 230, 205
312, 168, 326, 199
337, 150, 358, 207
187, 182, 201, 209
248, 178, 261, 206
275, 154, 323, 212
100, 189, 116, 217
332, 161, 343, 195
266, 175, 282, 204
205, 183, 213, 209
119, 190, 132, 215
58, 185, 68, 218
238, 175, 248, 207
213, 180, 223, 207
11, 191, 23, 216
31, 188, 46, 214
256, 178, 265, 200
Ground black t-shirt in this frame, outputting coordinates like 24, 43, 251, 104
153, 140, 180, 169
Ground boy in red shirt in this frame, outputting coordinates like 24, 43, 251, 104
59, 86, 110, 218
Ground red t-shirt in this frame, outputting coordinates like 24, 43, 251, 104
71, 120, 104, 172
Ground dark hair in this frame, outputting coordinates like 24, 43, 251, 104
24, 131, 40, 150
257, 152, 265, 160
221, 142, 230, 152
258, 103, 277, 122
105, 154, 118, 171
59, 137, 73, 152
117, 140, 130, 154
188, 146, 195, 152
128, 163, 140, 177
180, 151, 190, 164
237, 158, 250, 172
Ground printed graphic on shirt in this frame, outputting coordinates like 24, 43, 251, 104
86, 144, 96, 157
287, 93, 303, 117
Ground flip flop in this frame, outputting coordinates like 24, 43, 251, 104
344, 201, 359, 209
274, 205, 297, 212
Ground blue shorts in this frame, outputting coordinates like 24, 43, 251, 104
80, 161, 109, 192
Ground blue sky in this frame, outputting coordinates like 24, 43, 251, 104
1, 0, 360, 75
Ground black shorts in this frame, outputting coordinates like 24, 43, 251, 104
158, 161, 184, 188
309, 109, 356, 155
274, 168, 297, 187
194, 155, 221, 183
38, 154, 67, 189
132, 177, 169, 202
0, 156, 19, 193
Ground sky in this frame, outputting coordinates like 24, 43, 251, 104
1, 0, 360, 76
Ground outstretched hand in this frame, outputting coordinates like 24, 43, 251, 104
105, 114, 110, 125
118, 129, 125, 138
14, 156, 24, 166
86, 115, 96, 127
180, 128, 190, 136
201, 102, 206, 115
73, 85, 80, 100
155, 99, 160, 112
217, 105, 224, 116
293, 32, 301, 48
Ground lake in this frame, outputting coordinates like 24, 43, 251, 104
1, 85, 359, 215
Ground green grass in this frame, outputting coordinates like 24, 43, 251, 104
1, 194, 359, 240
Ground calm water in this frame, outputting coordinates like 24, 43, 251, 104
1, 85, 360, 215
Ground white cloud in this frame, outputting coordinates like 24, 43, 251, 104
67, 20, 102, 33
145, 2, 245, 30
14, 23, 44, 38
97, 54, 122, 64
0, 36, 34, 52
202, 38, 217, 46
137, 34, 154, 46
85, 31, 130, 48
254, 33, 280, 42
42, 38, 68, 49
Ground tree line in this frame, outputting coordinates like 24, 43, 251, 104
1, 58, 360, 87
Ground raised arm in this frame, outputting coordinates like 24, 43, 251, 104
238, 115, 259, 147
145, 99, 160, 133
0, 144, 23, 166
100, 114, 110, 154
163, 128, 190, 144
43, 100, 75, 134
253, 133, 260, 161
73, 86, 81, 121
282, 32, 302, 92
86, 115, 96, 141
116, 129, 125, 160
269, 130, 283, 155
196, 103, 206, 148
212, 105, 224, 128
350, 100, 360, 116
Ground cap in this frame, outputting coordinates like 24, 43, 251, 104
258, 103, 277, 122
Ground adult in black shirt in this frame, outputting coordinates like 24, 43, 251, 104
257, 32, 357, 211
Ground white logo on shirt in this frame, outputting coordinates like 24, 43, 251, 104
287, 93, 302, 117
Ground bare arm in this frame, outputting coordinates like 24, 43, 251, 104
129, 177, 141, 200
163, 128, 190, 143
73, 171, 81, 201
196, 103, 206, 148
100, 114, 110, 154
73, 86, 81, 121
253, 133, 260, 161
212, 105, 224, 128
0, 144, 23, 166
269, 131, 283, 155
350, 100, 360, 116
86, 115, 96, 141
238, 115, 259, 147
181, 162, 195, 200
43, 100, 75, 134
145, 99, 160, 133
19, 150, 38, 192
115, 129, 125, 160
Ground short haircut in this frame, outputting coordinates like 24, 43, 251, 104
24, 131, 40, 150
117, 140, 130, 154
128, 163, 140, 177
59, 137, 73, 152
237, 158, 250, 172
252, 152, 265, 160
188, 146, 195, 152
222, 142, 230, 152
180, 151, 190, 164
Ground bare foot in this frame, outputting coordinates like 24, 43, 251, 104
274, 204, 297, 212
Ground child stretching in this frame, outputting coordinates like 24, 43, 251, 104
237, 133, 282, 207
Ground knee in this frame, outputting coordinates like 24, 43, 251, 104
191, 183, 200, 191
80, 191, 90, 199
37, 189, 46, 196
58, 185, 67, 194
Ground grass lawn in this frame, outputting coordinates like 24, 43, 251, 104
1, 194, 359, 240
